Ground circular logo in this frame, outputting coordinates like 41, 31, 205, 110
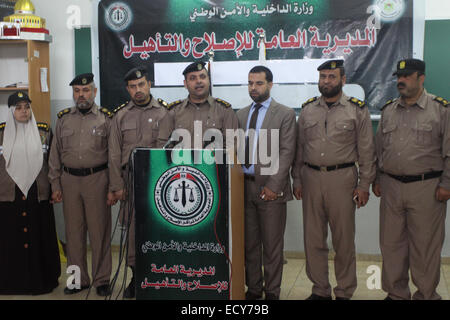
104, 2, 133, 32
154, 166, 214, 227
374, 0, 405, 22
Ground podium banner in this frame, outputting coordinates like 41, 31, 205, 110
133, 149, 231, 300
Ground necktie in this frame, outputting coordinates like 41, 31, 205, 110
244, 103, 263, 168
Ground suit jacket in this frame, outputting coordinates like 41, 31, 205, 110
236, 98, 296, 202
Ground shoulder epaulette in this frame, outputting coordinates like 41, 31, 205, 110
349, 97, 366, 108
215, 98, 231, 108
57, 108, 71, 119
302, 96, 318, 108
99, 107, 113, 118
0, 122, 5, 131
167, 100, 183, 110
36, 122, 49, 132
157, 98, 169, 109
381, 99, 396, 110
113, 102, 128, 114
434, 96, 449, 107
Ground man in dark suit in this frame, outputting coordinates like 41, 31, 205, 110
236, 65, 296, 300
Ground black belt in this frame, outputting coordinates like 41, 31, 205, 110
305, 162, 355, 172
386, 171, 443, 184
244, 174, 255, 181
63, 163, 108, 176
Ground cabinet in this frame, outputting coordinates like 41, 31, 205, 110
0, 39, 50, 123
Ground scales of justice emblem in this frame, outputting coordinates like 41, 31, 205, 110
154, 166, 214, 227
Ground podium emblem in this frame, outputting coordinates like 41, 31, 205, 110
154, 166, 214, 227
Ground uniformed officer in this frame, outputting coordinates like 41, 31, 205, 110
373, 58, 450, 300
168, 61, 238, 149
108, 66, 174, 298
48, 73, 112, 296
292, 59, 376, 300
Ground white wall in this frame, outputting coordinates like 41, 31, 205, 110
33, 0, 91, 101
425, 0, 450, 20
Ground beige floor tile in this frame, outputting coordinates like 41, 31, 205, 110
2, 253, 449, 300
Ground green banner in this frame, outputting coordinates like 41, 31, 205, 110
99, 0, 414, 112
133, 149, 230, 300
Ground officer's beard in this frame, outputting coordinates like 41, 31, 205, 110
134, 93, 152, 107
319, 82, 343, 99
76, 98, 94, 113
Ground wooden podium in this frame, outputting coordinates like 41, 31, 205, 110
133, 148, 244, 300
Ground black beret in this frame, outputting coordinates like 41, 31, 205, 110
8, 91, 31, 108
182, 61, 206, 76
124, 66, 148, 82
317, 59, 344, 71
393, 58, 425, 76
70, 73, 94, 86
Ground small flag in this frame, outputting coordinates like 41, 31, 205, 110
258, 33, 266, 65
207, 51, 214, 96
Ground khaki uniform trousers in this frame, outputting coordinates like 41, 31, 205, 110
244, 179, 287, 298
61, 169, 112, 287
302, 165, 358, 299
380, 174, 446, 300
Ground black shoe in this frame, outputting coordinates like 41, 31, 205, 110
384, 295, 393, 300
64, 285, 89, 295
96, 284, 111, 296
245, 291, 262, 300
123, 277, 135, 299
306, 293, 332, 300
265, 293, 279, 300
335, 296, 350, 300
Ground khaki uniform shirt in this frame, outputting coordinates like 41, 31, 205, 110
0, 123, 52, 202
48, 104, 111, 192
170, 96, 239, 148
108, 96, 174, 192
375, 89, 450, 190
292, 93, 376, 192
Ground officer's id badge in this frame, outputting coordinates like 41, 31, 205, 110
40, 132, 46, 144
92, 126, 105, 136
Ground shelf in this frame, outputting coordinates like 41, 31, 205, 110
0, 87, 29, 92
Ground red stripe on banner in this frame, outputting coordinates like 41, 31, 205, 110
21, 27, 50, 34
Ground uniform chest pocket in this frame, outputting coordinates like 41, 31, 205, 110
331, 120, 355, 143
146, 119, 160, 146
91, 124, 107, 149
303, 120, 320, 141
413, 123, 433, 146
61, 128, 74, 148
122, 122, 137, 144
382, 122, 397, 145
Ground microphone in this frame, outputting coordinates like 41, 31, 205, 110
163, 135, 183, 149
203, 136, 216, 149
